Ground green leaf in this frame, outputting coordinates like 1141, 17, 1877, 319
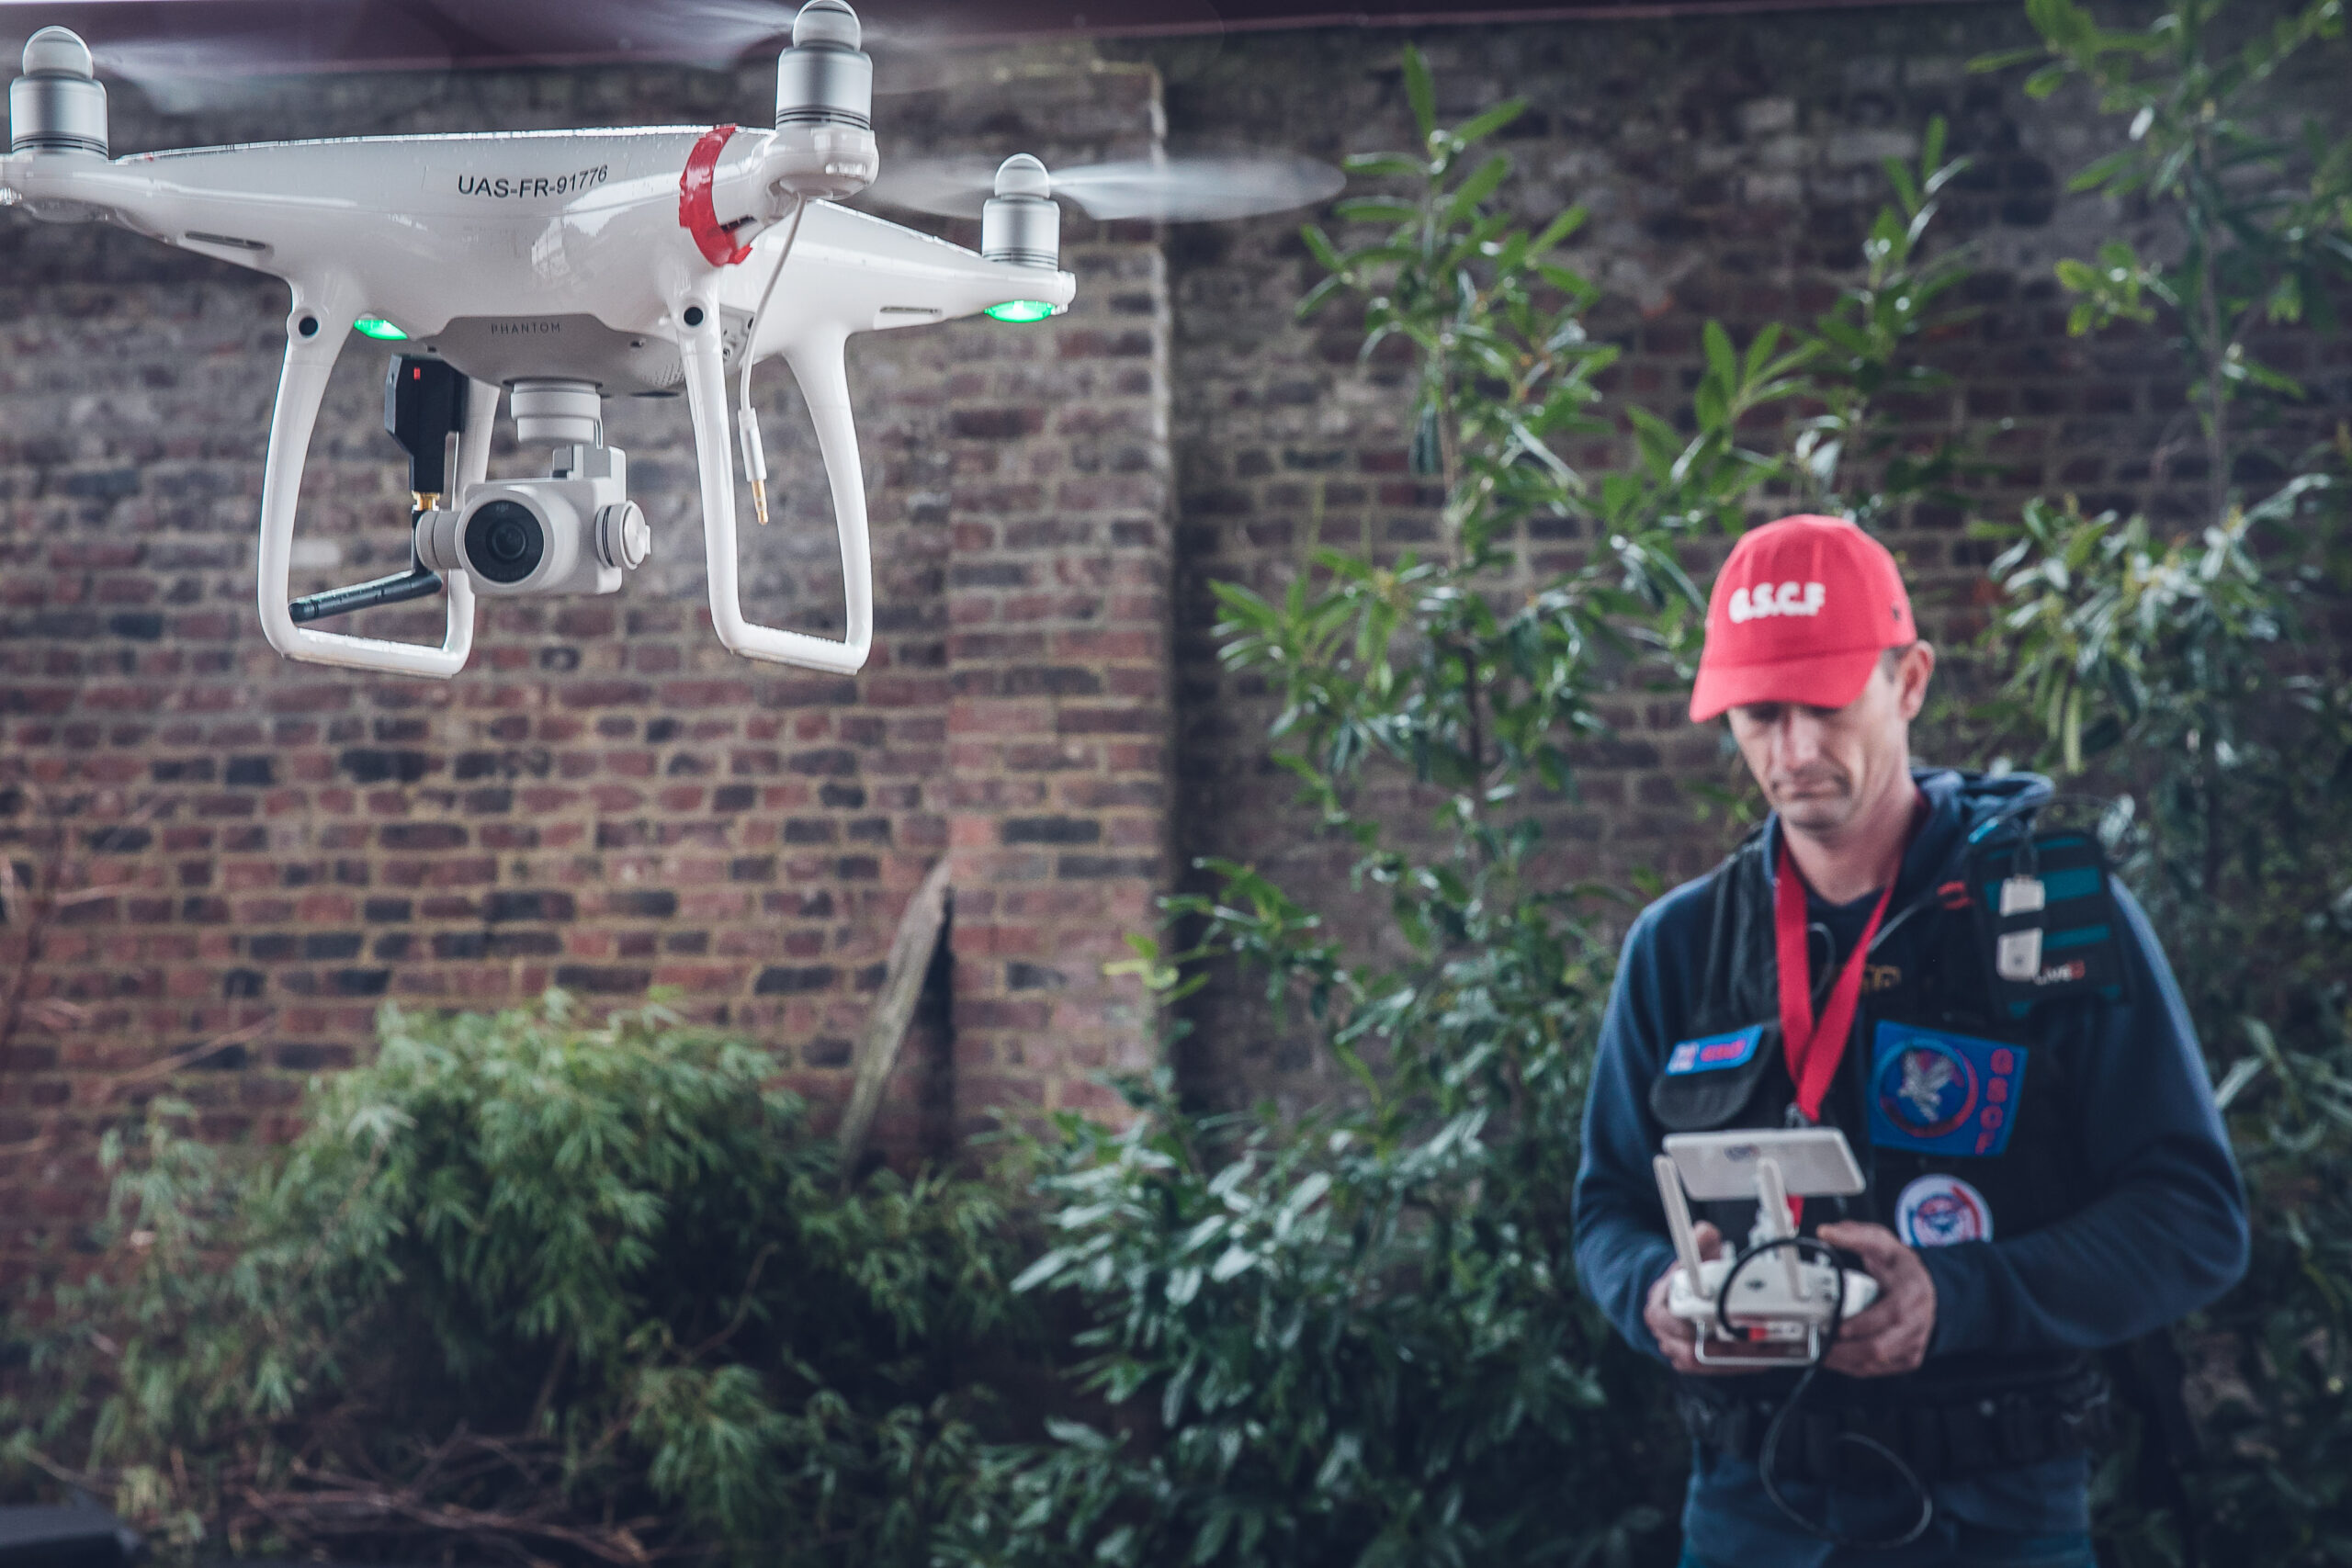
1883, 156, 1922, 215
1296, 273, 1351, 321
2067, 149, 2139, 192
1401, 44, 1437, 141
1702, 321, 1737, 389
1208, 1244, 1257, 1282
1532, 208, 1589, 254
1970, 45, 2048, 72
1299, 223, 1345, 274
2053, 257, 2103, 292
2023, 62, 2071, 97
1451, 98, 1529, 149
1341, 152, 1427, 180
1334, 199, 1423, 227
1442, 154, 1512, 226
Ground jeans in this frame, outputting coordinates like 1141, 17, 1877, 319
1678, 1522, 2098, 1568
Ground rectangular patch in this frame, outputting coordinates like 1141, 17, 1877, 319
1666, 1024, 1764, 1077
1866, 1022, 2028, 1158
1982, 865, 2104, 908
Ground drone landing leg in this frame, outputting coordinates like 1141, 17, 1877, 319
678, 297, 872, 676
254, 302, 485, 678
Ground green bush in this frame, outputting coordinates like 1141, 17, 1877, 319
6, 993, 1022, 1566
939, 1074, 1654, 1568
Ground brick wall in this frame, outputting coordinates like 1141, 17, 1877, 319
3, 6, 2346, 1252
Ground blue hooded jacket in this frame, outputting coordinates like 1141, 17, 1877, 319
1571, 768, 2249, 1562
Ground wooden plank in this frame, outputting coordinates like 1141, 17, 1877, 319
833, 856, 952, 1178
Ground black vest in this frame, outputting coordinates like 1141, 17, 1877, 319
1652, 822, 2122, 1412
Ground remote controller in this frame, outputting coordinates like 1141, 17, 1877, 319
1654, 1148, 1880, 1365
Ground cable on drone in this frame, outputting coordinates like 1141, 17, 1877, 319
735, 197, 810, 525
1713, 1235, 1935, 1552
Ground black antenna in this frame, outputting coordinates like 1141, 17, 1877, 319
289, 356, 469, 624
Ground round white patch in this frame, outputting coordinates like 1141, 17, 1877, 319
1894, 1173, 1993, 1247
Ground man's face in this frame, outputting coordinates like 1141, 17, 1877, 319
1725, 644, 1935, 835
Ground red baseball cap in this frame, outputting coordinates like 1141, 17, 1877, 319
1688, 514, 1916, 722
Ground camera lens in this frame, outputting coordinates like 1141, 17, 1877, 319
464, 499, 544, 584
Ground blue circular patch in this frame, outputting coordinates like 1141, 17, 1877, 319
1877, 1037, 1979, 1139
1895, 1173, 1994, 1247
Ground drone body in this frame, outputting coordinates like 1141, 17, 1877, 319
0, 2, 1074, 679
13, 127, 1056, 393
0, 3, 1334, 681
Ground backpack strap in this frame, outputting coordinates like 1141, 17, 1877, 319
1698, 828, 1779, 1030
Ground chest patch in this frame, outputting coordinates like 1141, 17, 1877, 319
1894, 1173, 1994, 1247
1666, 1024, 1765, 1077
1866, 1022, 2027, 1157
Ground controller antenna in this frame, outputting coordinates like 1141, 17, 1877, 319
1654, 1154, 1713, 1302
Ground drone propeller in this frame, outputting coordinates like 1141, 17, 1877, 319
441, 0, 958, 91
868, 152, 1343, 223
4, 0, 1242, 111
90, 35, 445, 114
0, 0, 934, 112
475, 0, 1233, 87
0, 1, 459, 113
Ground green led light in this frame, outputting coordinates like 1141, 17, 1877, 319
354, 317, 409, 341
984, 299, 1056, 323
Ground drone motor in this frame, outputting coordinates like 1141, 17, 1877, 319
768, 0, 876, 202
981, 154, 1059, 271
9, 26, 103, 156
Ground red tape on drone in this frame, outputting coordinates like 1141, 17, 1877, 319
679, 125, 753, 266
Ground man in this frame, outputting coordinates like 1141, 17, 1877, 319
1571, 515, 2248, 1567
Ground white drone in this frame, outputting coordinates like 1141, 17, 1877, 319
0, 2, 1339, 679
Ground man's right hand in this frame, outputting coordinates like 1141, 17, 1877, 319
1645, 1222, 1770, 1375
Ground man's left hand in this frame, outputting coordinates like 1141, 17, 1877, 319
1815, 1221, 1936, 1378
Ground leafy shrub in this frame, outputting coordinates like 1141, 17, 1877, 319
6, 992, 1022, 1566
943, 1076, 1648, 1568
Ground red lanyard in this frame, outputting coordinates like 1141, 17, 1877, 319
1772, 838, 1897, 1124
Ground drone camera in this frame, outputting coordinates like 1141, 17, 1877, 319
418, 436, 644, 599
770, 0, 877, 201
982, 154, 1060, 271
11, 26, 105, 158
